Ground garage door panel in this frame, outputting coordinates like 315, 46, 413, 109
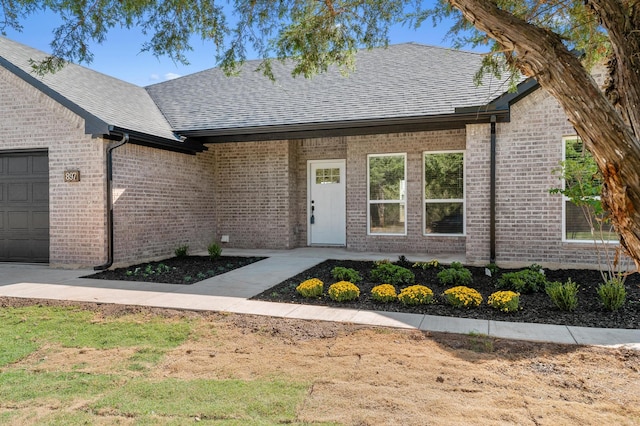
8, 157, 28, 174
0, 152, 49, 262
8, 183, 28, 202
7, 238, 30, 260
33, 211, 49, 229
33, 182, 48, 201
8, 211, 28, 229
31, 242, 49, 261
32, 156, 48, 174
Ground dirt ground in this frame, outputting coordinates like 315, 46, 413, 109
5, 298, 640, 425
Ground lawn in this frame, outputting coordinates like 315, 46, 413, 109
0, 304, 308, 425
0, 299, 638, 425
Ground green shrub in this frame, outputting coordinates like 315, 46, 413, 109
497, 268, 547, 293
597, 278, 626, 311
545, 279, 578, 311
174, 245, 189, 257
296, 278, 324, 298
208, 242, 222, 261
396, 255, 412, 268
328, 281, 360, 302
437, 262, 473, 286
370, 263, 415, 286
443, 286, 483, 308
371, 284, 397, 303
487, 291, 520, 313
331, 266, 362, 283
412, 259, 440, 270
484, 263, 499, 276
397, 285, 434, 305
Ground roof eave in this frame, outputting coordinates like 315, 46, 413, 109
107, 127, 207, 154
486, 77, 540, 109
180, 109, 510, 144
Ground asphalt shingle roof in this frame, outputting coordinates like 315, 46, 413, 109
0, 36, 179, 142
145, 43, 513, 132
1, 38, 516, 143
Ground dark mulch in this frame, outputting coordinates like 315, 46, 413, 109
84, 255, 639, 329
83, 255, 266, 285
251, 259, 640, 330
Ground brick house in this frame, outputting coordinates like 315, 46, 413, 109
0, 37, 609, 269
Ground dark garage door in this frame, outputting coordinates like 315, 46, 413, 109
0, 152, 49, 262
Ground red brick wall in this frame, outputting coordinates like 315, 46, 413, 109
111, 144, 216, 265
211, 140, 294, 248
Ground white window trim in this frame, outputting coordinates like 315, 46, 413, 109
423, 150, 466, 237
367, 153, 407, 236
561, 136, 617, 244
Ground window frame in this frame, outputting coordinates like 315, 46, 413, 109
367, 153, 407, 236
423, 150, 466, 237
561, 135, 617, 244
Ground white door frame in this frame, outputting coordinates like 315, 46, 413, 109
307, 159, 346, 246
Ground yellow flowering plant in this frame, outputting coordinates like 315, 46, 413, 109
412, 259, 440, 270
443, 286, 483, 308
328, 281, 360, 302
371, 284, 397, 302
488, 290, 520, 313
296, 278, 323, 298
398, 285, 434, 305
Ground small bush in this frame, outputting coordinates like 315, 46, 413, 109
296, 278, 324, 298
371, 284, 397, 303
497, 268, 547, 293
437, 262, 473, 286
208, 242, 222, 261
398, 285, 434, 305
413, 259, 439, 270
328, 281, 360, 302
546, 279, 578, 311
174, 245, 189, 257
488, 291, 520, 313
484, 263, 499, 276
370, 263, 415, 286
597, 278, 626, 311
397, 255, 412, 268
331, 266, 362, 283
443, 286, 483, 308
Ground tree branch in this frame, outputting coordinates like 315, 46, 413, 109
448, 0, 640, 268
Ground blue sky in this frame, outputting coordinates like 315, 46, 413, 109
4, 9, 465, 87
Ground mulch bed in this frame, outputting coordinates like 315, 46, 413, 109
251, 259, 640, 330
83, 255, 266, 285
85, 255, 639, 329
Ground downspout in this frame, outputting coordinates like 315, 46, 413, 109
490, 115, 497, 264
94, 133, 129, 270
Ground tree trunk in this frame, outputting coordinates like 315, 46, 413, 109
448, 0, 640, 269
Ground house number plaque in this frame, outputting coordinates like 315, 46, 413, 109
64, 170, 81, 182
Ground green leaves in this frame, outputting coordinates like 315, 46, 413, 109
550, 137, 606, 217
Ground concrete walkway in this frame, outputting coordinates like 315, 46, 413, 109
0, 247, 638, 349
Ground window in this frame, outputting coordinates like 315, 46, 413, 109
368, 154, 406, 235
562, 136, 617, 242
316, 167, 340, 184
424, 151, 464, 235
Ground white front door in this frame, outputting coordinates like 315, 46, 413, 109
308, 160, 346, 246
